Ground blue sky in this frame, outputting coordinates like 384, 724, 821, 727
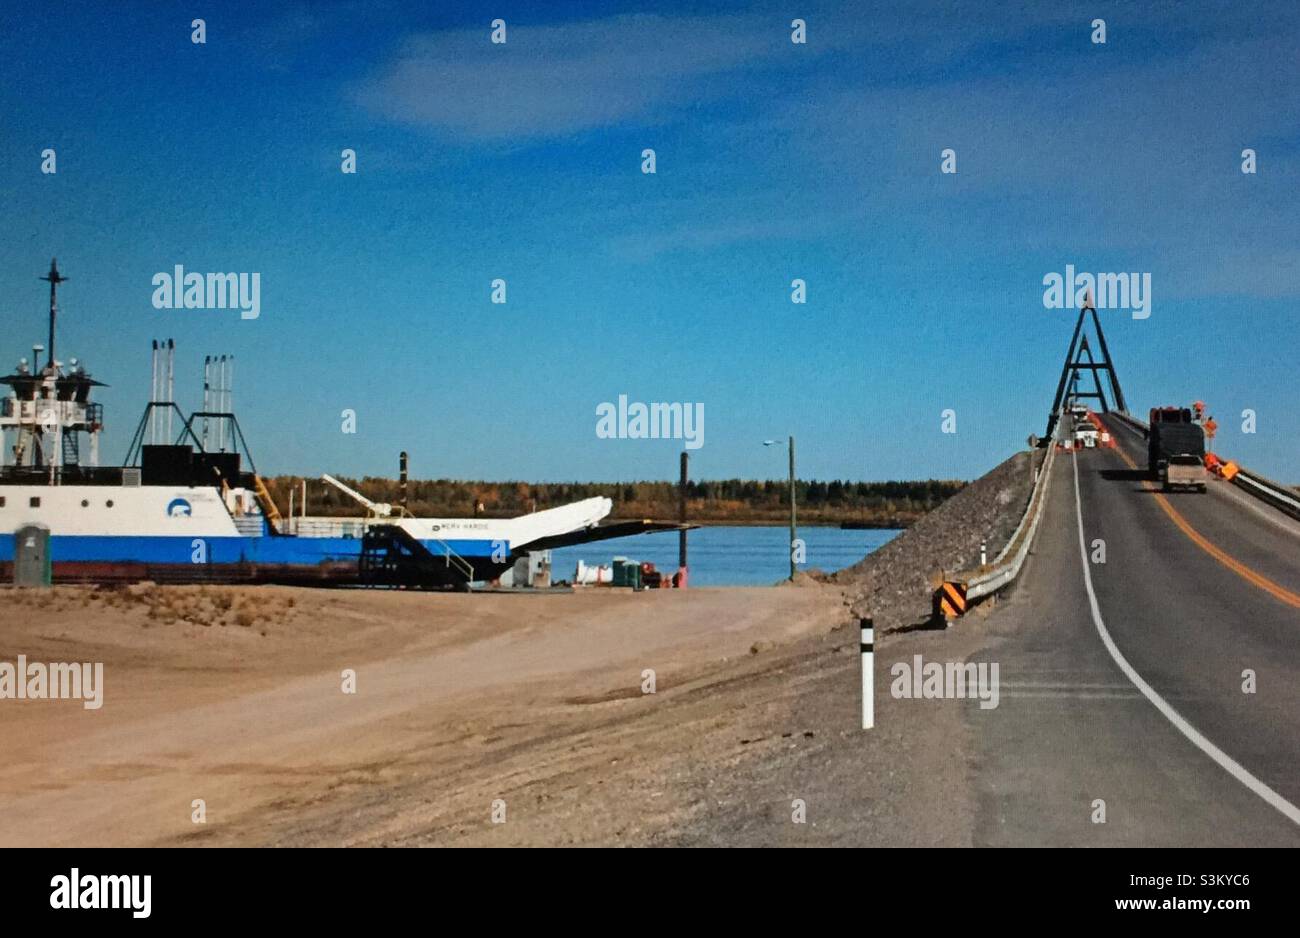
1, 0, 1297, 483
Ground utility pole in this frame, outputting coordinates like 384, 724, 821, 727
678, 451, 689, 587
765, 436, 798, 582
788, 435, 796, 582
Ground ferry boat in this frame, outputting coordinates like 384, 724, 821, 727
0, 261, 618, 587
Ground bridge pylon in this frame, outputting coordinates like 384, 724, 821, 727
1045, 302, 1128, 441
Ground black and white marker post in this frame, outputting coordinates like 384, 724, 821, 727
860, 616, 874, 729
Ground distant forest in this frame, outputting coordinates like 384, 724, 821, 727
262, 476, 967, 527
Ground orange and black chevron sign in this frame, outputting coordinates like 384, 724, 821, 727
936, 581, 968, 619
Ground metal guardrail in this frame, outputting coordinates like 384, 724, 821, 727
1234, 468, 1300, 522
960, 441, 1057, 602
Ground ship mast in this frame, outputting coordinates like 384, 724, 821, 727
40, 258, 66, 371
1, 260, 106, 479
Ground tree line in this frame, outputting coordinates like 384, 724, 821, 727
263, 476, 966, 527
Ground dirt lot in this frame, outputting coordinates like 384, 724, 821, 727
0, 579, 988, 846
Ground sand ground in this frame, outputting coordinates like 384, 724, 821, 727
0, 581, 986, 846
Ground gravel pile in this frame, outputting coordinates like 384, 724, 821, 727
827, 449, 1043, 630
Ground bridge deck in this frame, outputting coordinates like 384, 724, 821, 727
964, 422, 1300, 845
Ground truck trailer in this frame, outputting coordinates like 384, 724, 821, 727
1148, 407, 1207, 492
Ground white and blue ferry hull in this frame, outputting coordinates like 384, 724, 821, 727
0, 484, 611, 584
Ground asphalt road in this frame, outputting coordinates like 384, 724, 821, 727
966, 421, 1300, 846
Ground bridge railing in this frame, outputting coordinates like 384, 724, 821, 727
962, 439, 1058, 604
1232, 468, 1300, 520
1108, 410, 1149, 434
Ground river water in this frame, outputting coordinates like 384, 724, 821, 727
548, 525, 901, 587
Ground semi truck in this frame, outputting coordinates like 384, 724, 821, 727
1148, 407, 1207, 492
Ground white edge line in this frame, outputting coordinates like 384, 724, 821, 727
1069, 448, 1300, 826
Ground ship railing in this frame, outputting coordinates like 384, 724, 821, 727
233, 515, 265, 537
429, 537, 476, 582
284, 517, 369, 539
0, 465, 126, 485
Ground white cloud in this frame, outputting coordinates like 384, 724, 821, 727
353, 14, 791, 142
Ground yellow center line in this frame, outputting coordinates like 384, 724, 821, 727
1108, 441, 1300, 611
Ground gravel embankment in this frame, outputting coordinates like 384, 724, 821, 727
828, 449, 1044, 631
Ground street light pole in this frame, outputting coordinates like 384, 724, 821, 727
765, 436, 797, 582
787, 435, 796, 582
